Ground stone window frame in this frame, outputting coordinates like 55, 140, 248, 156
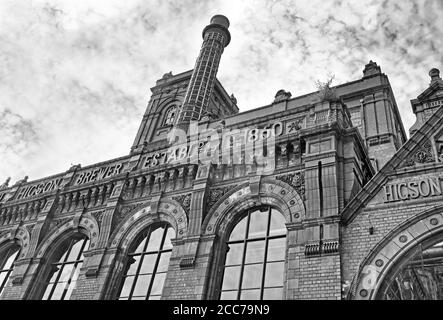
218, 205, 287, 300
104, 200, 187, 300
161, 105, 177, 127
41, 234, 90, 300
202, 180, 305, 300
115, 222, 175, 300
0, 241, 21, 298
26, 227, 91, 300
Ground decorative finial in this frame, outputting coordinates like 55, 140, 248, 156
162, 71, 173, 80
230, 93, 237, 105
13, 175, 28, 187
363, 60, 381, 77
274, 89, 292, 103
67, 164, 81, 172
0, 177, 11, 190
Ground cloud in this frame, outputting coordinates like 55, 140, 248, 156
0, 0, 442, 182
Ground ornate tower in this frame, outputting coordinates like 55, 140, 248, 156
175, 15, 231, 129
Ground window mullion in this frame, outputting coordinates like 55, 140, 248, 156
260, 207, 272, 300
146, 226, 168, 300
75, 238, 88, 261
127, 253, 143, 300
47, 262, 64, 300
236, 210, 251, 300
128, 228, 151, 300
60, 262, 77, 300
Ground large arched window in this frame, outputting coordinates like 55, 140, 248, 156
117, 223, 175, 300
220, 206, 287, 300
163, 107, 176, 126
0, 245, 20, 296
377, 236, 443, 300
41, 234, 89, 300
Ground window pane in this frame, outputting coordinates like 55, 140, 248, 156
0, 272, 8, 289
65, 281, 77, 300
150, 273, 166, 296
149, 295, 161, 300
229, 217, 247, 241
126, 255, 141, 275
139, 254, 156, 274
157, 252, 171, 273
3, 249, 19, 269
133, 274, 151, 297
67, 239, 84, 261
81, 239, 90, 258
71, 265, 81, 282
162, 227, 175, 250
57, 249, 68, 264
51, 282, 67, 300
267, 238, 286, 262
146, 228, 164, 252
269, 210, 286, 236
264, 261, 284, 287
48, 265, 61, 284
42, 283, 53, 300
248, 210, 269, 239
240, 289, 260, 300
245, 241, 265, 264
133, 236, 147, 254
263, 287, 283, 300
242, 264, 263, 289
221, 266, 241, 291
225, 243, 244, 266
220, 290, 237, 300
59, 264, 74, 283
121, 275, 135, 298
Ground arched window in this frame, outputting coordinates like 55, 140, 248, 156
377, 236, 443, 300
220, 206, 287, 300
0, 245, 20, 296
41, 234, 89, 300
163, 107, 176, 126
117, 223, 175, 300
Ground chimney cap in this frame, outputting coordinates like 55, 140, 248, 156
203, 14, 231, 46
429, 68, 441, 83
210, 15, 230, 29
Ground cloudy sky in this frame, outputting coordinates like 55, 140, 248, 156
1, 0, 442, 183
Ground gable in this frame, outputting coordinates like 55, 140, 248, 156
342, 106, 443, 224
416, 82, 443, 102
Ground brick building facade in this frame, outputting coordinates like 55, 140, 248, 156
0, 15, 442, 300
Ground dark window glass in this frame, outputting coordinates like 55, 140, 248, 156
0, 246, 20, 296
163, 107, 176, 126
118, 224, 175, 300
220, 206, 287, 300
42, 235, 89, 300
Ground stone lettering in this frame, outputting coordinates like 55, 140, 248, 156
75, 162, 124, 185
16, 178, 63, 200
384, 177, 442, 203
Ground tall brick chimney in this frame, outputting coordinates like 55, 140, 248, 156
175, 15, 231, 129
